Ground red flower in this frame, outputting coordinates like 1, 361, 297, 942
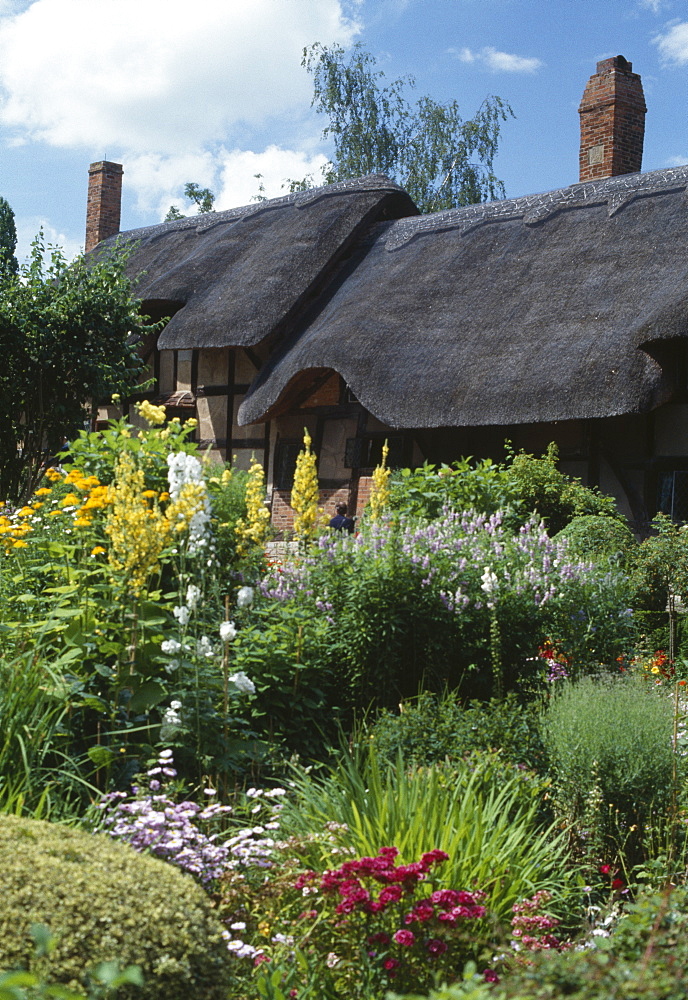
393, 929, 415, 947
383, 958, 400, 971
599, 864, 611, 875
611, 878, 625, 890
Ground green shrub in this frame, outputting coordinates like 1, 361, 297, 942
505, 442, 623, 535
542, 674, 680, 863
370, 691, 548, 774
556, 514, 635, 565
389, 458, 518, 521
0, 815, 232, 1000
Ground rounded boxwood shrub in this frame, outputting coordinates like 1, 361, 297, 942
0, 814, 232, 1000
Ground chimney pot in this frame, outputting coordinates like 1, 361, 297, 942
85, 161, 123, 252
578, 55, 646, 183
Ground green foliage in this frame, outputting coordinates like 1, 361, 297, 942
165, 183, 215, 221
232, 600, 340, 761
0, 649, 89, 817
0, 197, 18, 278
631, 514, 688, 612
556, 514, 635, 565
64, 416, 197, 492
542, 674, 680, 862
389, 459, 518, 521
390, 888, 688, 999
0, 239, 154, 502
505, 443, 622, 535
0, 815, 233, 1000
388, 447, 624, 536
302, 42, 513, 212
278, 745, 576, 927
0, 924, 143, 1000
369, 691, 548, 774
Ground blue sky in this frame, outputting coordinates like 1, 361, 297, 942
0, 0, 686, 263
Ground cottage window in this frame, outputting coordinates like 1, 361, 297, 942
657, 471, 688, 524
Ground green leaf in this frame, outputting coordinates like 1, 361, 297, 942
128, 681, 166, 714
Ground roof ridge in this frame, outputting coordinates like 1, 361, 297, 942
98, 173, 402, 247
384, 164, 688, 251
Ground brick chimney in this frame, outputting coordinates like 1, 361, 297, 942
578, 56, 646, 183
85, 161, 123, 251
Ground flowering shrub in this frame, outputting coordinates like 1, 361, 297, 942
279, 846, 494, 995
97, 751, 285, 886
0, 409, 269, 802
254, 510, 634, 707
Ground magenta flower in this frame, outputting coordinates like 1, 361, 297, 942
393, 929, 415, 947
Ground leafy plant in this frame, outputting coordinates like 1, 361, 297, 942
0, 239, 155, 502
278, 745, 577, 928
542, 673, 681, 867
369, 691, 548, 774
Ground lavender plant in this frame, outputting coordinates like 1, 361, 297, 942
251, 510, 634, 709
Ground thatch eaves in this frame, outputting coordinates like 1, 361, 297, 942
100, 175, 417, 350
238, 165, 688, 429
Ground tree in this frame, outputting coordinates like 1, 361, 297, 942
0, 197, 18, 278
0, 237, 157, 502
301, 42, 513, 213
165, 182, 215, 221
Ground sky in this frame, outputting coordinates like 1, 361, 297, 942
0, 0, 686, 264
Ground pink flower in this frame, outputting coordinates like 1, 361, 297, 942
426, 938, 447, 957
383, 958, 400, 971
393, 929, 415, 947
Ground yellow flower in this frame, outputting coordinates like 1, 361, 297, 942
90, 546, 106, 556
34, 487, 52, 496
48, 510, 62, 517
184, 417, 198, 430
369, 440, 391, 522
104, 451, 170, 596
12, 539, 28, 548
159, 491, 170, 502
137, 400, 167, 426
142, 490, 158, 499
651, 666, 660, 674
44, 468, 63, 482
291, 429, 322, 542
31, 502, 44, 510
235, 459, 271, 555
16, 507, 34, 518
73, 517, 93, 528
60, 493, 81, 507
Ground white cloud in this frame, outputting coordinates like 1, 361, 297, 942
667, 154, 688, 166
15, 215, 82, 266
215, 146, 330, 210
639, 0, 666, 11
654, 22, 688, 64
123, 146, 330, 222
450, 46, 543, 73
0, 0, 359, 153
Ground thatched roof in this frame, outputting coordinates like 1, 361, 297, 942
103, 175, 416, 350
239, 164, 688, 429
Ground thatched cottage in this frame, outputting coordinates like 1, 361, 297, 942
86, 56, 688, 533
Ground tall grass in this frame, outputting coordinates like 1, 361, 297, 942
280, 745, 577, 925
542, 673, 680, 865
0, 650, 89, 818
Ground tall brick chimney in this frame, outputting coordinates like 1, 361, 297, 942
85, 161, 123, 251
578, 56, 646, 183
